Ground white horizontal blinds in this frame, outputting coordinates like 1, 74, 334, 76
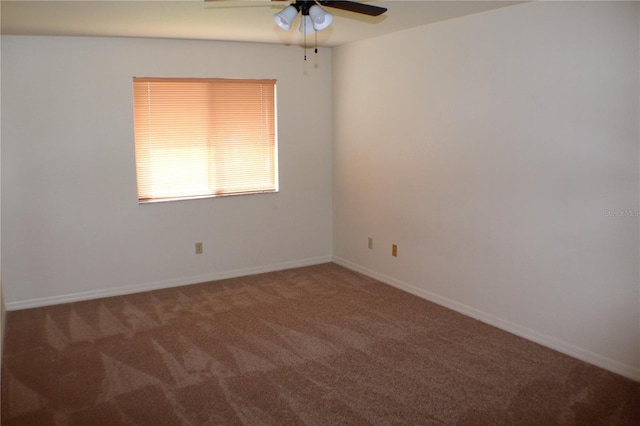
134, 79, 210, 200
208, 80, 277, 195
133, 77, 277, 202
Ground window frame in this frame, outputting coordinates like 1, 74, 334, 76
132, 77, 279, 204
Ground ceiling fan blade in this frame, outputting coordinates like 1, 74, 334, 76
320, 1, 387, 17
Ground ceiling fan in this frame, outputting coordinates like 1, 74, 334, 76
205, 0, 387, 34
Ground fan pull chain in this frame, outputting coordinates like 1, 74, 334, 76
302, 16, 318, 61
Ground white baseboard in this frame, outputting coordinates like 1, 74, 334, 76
332, 256, 640, 382
6, 255, 332, 311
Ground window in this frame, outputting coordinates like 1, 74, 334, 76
133, 77, 278, 203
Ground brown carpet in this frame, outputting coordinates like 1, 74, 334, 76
2, 263, 639, 425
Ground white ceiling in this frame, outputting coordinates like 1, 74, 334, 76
1, 0, 522, 47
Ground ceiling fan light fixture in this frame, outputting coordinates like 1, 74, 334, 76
309, 5, 332, 31
298, 15, 315, 34
273, 5, 298, 31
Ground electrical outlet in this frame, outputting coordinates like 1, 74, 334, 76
392, 244, 398, 257
195, 242, 203, 254
368, 237, 373, 249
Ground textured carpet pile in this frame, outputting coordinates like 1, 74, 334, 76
2, 263, 639, 425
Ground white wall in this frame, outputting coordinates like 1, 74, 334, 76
0, 34, 4, 364
1, 36, 333, 307
333, 1, 640, 380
